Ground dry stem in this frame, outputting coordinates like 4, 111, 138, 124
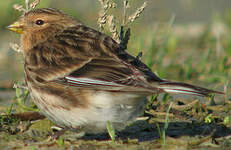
127, 1, 147, 25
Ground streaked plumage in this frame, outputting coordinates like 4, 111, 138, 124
8, 8, 223, 134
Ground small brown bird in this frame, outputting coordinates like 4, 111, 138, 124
8, 8, 223, 135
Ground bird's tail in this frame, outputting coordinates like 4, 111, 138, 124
157, 80, 224, 97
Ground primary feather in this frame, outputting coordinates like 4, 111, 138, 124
158, 81, 223, 97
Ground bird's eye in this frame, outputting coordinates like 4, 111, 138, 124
35, 19, 44, 25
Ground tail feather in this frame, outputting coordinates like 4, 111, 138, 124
158, 81, 224, 97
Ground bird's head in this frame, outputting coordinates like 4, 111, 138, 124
8, 8, 81, 34
7, 8, 82, 52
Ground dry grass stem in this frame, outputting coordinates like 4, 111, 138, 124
224, 80, 229, 103
30, 0, 40, 9
9, 43, 22, 53
25, 0, 30, 11
98, 10, 107, 30
13, 0, 40, 13
13, 83, 28, 90
127, 1, 147, 25
123, 0, 130, 25
108, 15, 119, 42
97, 0, 116, 30
13, 4, 26, 12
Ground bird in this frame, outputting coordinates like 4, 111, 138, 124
7, 8, 223, 137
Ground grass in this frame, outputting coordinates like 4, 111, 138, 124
161, 102, 173, 149
106, 121, 116, 142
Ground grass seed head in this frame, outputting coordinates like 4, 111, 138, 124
128, 1, 147, 24
108, 15, 119, 42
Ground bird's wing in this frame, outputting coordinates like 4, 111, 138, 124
56, 56, 159, 93
25, 25, 162, 93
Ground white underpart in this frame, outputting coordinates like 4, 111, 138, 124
30, 85, 147, 133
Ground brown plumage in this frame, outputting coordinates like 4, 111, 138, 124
8, 8, 223, 135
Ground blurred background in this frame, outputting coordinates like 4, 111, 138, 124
0, 0, 230, 102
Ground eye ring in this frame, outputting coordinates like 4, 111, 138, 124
35, 19, 44, 25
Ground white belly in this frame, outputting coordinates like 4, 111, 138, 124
30, 88, 147, 133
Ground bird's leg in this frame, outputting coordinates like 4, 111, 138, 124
49, 126, 68, 140
49, 126, 85, 141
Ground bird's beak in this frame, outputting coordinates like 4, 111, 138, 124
7, 21, 24, 34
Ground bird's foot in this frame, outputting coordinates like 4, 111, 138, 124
48, 126, 67, 141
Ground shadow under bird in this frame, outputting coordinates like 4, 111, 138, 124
8, 8, 223, 138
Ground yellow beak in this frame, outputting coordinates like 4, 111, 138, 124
7, 21, 24, 34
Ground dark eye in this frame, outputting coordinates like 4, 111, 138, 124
35, 19, 44, 25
